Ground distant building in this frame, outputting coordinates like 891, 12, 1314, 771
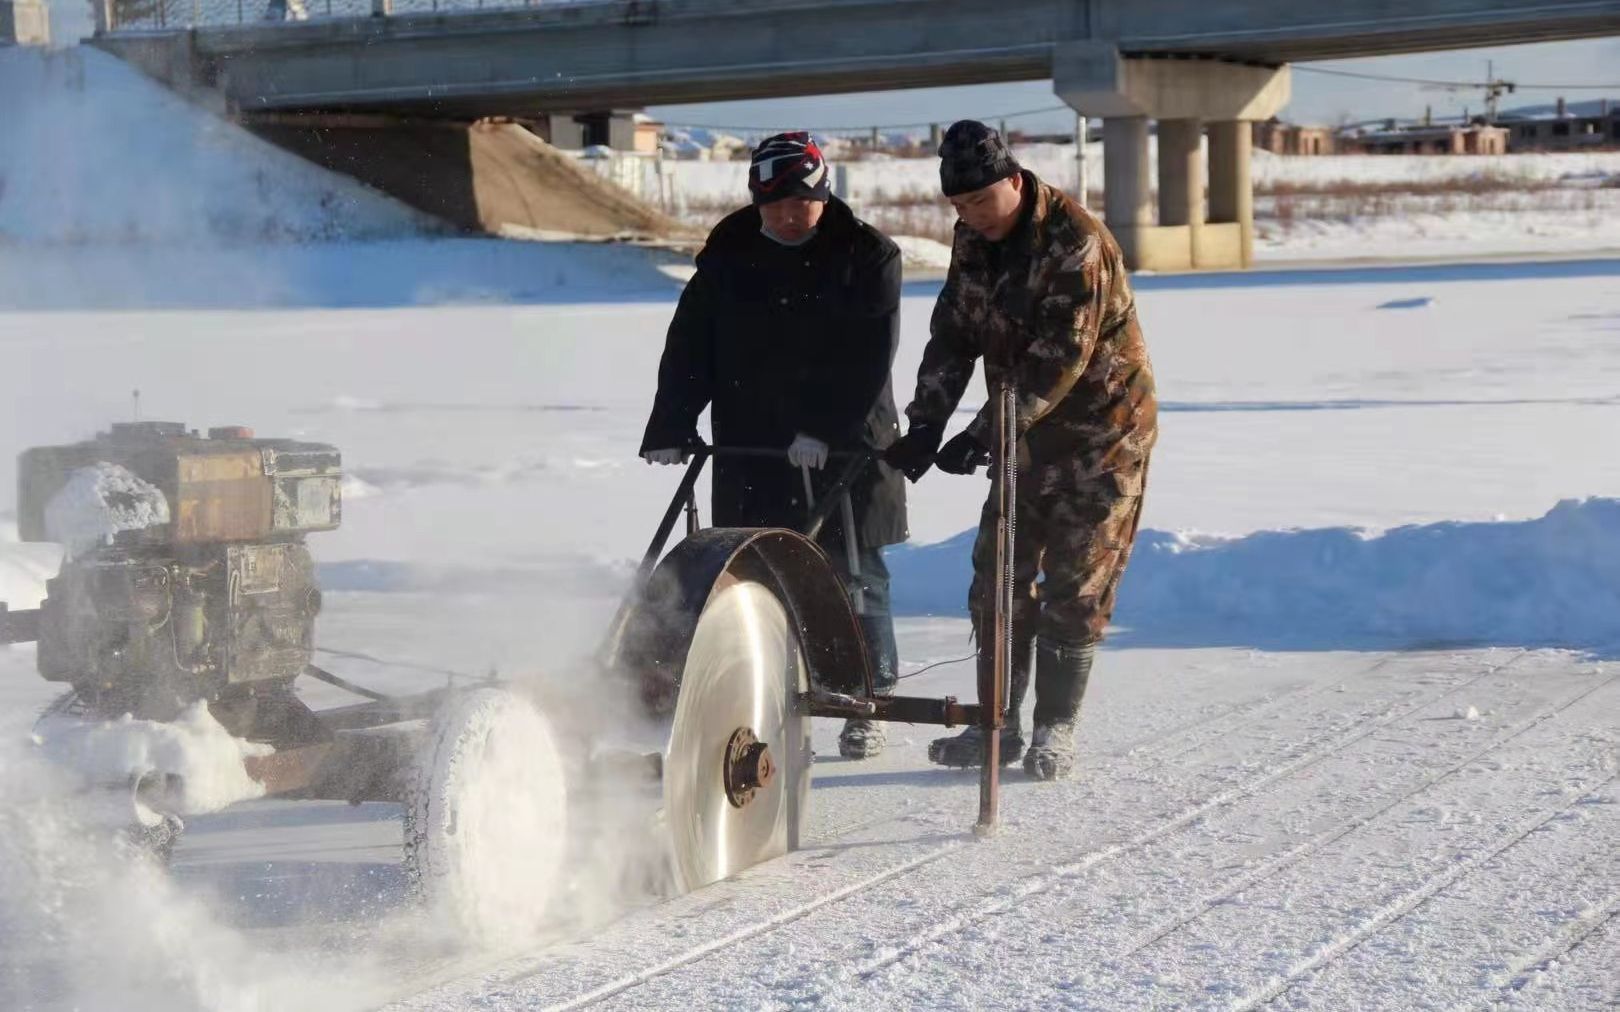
1, 0, 51, 45
1500, 97, 1620, 152
1253, 120, 1337, 156
1343, 123, 1508, 156
543, 111, 664, 155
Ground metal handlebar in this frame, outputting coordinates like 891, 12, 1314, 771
643, 444, 877, 560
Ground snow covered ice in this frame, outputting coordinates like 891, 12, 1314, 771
3, 42, 1620, 1012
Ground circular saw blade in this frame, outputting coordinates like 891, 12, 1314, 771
663, 579, 811, 893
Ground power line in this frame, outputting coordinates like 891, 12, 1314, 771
1510, 82, 1620, 91
1295, 66, 1491, 88
1294, 65, 1620, 91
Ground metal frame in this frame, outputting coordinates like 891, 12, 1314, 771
3, 603, 446, 805
5, 434, 1020, 831
605, 442, 1008, 831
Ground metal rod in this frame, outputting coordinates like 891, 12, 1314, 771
314, 689, 450, 732
840, 489, 865, 615
597, 450, 709, 668
808, 692, 979, 728
303, 664, 392, 702
683, 486, 700, 537
703, 446, 865, 460
640, 450, 708, 577
802, 450, 873, 542
977, 383, 1017, 837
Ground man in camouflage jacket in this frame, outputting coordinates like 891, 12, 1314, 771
886, 120, 1157, 781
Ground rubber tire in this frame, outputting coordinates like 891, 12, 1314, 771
403, 688, 568, 941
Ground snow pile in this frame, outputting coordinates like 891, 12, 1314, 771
0, 736, 378, 1012
44, 463, 170, 557
34, 702, 273, 816
0, 520, 60, 610
0, 46, 430, 245
661, 144, 1620, 216
1249, 149, 1620, 189
890, 234, 955, 270
890, 498, 1620, 653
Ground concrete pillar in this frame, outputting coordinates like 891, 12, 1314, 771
1053, 43, 1287, 272
1074, 113, 1089, 206
1157, 118, 1203, 261
1208, 120, 1253, 268
1, 0, 51, 43
1102, 116, 1151, 229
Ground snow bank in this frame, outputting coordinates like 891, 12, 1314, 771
890, 498, 1620, 653
661, 143, 1620, 216
1249, 149, 1620, 188
33, 702, 273, 816
0, 46, 430, 245
890, 234, 954, 270
0, 237, 687, 309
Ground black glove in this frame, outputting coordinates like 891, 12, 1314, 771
882, 423, 943, 482
934, 431, 991, 475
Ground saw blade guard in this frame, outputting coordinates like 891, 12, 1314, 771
610, 528, 870, 892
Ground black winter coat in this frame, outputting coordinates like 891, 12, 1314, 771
640, 197, 909, 549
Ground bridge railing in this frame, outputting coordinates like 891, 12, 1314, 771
101, 0, 599, 33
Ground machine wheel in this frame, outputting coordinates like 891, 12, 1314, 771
662, 579, 812, 893
404, 687, 568, 940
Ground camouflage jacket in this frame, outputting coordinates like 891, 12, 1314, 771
906, 172, 1158, 483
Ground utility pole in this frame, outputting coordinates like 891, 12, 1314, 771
1483, 60, 1516, 124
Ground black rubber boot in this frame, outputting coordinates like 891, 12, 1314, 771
928, 616, 1034, 768
1024, 638, 1096, 782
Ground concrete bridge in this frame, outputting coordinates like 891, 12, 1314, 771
97, 0, 1620, 270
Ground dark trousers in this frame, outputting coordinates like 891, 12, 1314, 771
968, 461, 1147, 647
827, 545, 898, 695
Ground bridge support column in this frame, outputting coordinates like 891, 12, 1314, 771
1054, 42, 1288, 272
1156, 118, 1203, 270
1, 0, 50, 44
1208, 120, 1254, 268
1102, 116, 1152, 267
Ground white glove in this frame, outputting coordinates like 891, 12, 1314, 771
786, 433, 829, 470
642, 448, 689, 465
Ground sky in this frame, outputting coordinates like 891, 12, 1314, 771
647, 38, 1620, 138
37, 1, 1620, 137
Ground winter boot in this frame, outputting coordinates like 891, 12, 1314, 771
928, 615, 1034, 768
840, 614, 899, 759
838, 718, 887, 759
1024, 637, 1095, 782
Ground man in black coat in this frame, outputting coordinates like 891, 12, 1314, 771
640, 132, 909, 759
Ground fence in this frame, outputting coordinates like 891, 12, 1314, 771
101, 0, 602, 32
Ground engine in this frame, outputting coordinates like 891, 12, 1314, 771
16, 421, 340, 721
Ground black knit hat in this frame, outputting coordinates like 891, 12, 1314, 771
748, 131, 832, 205
938, 120, 1021, 197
